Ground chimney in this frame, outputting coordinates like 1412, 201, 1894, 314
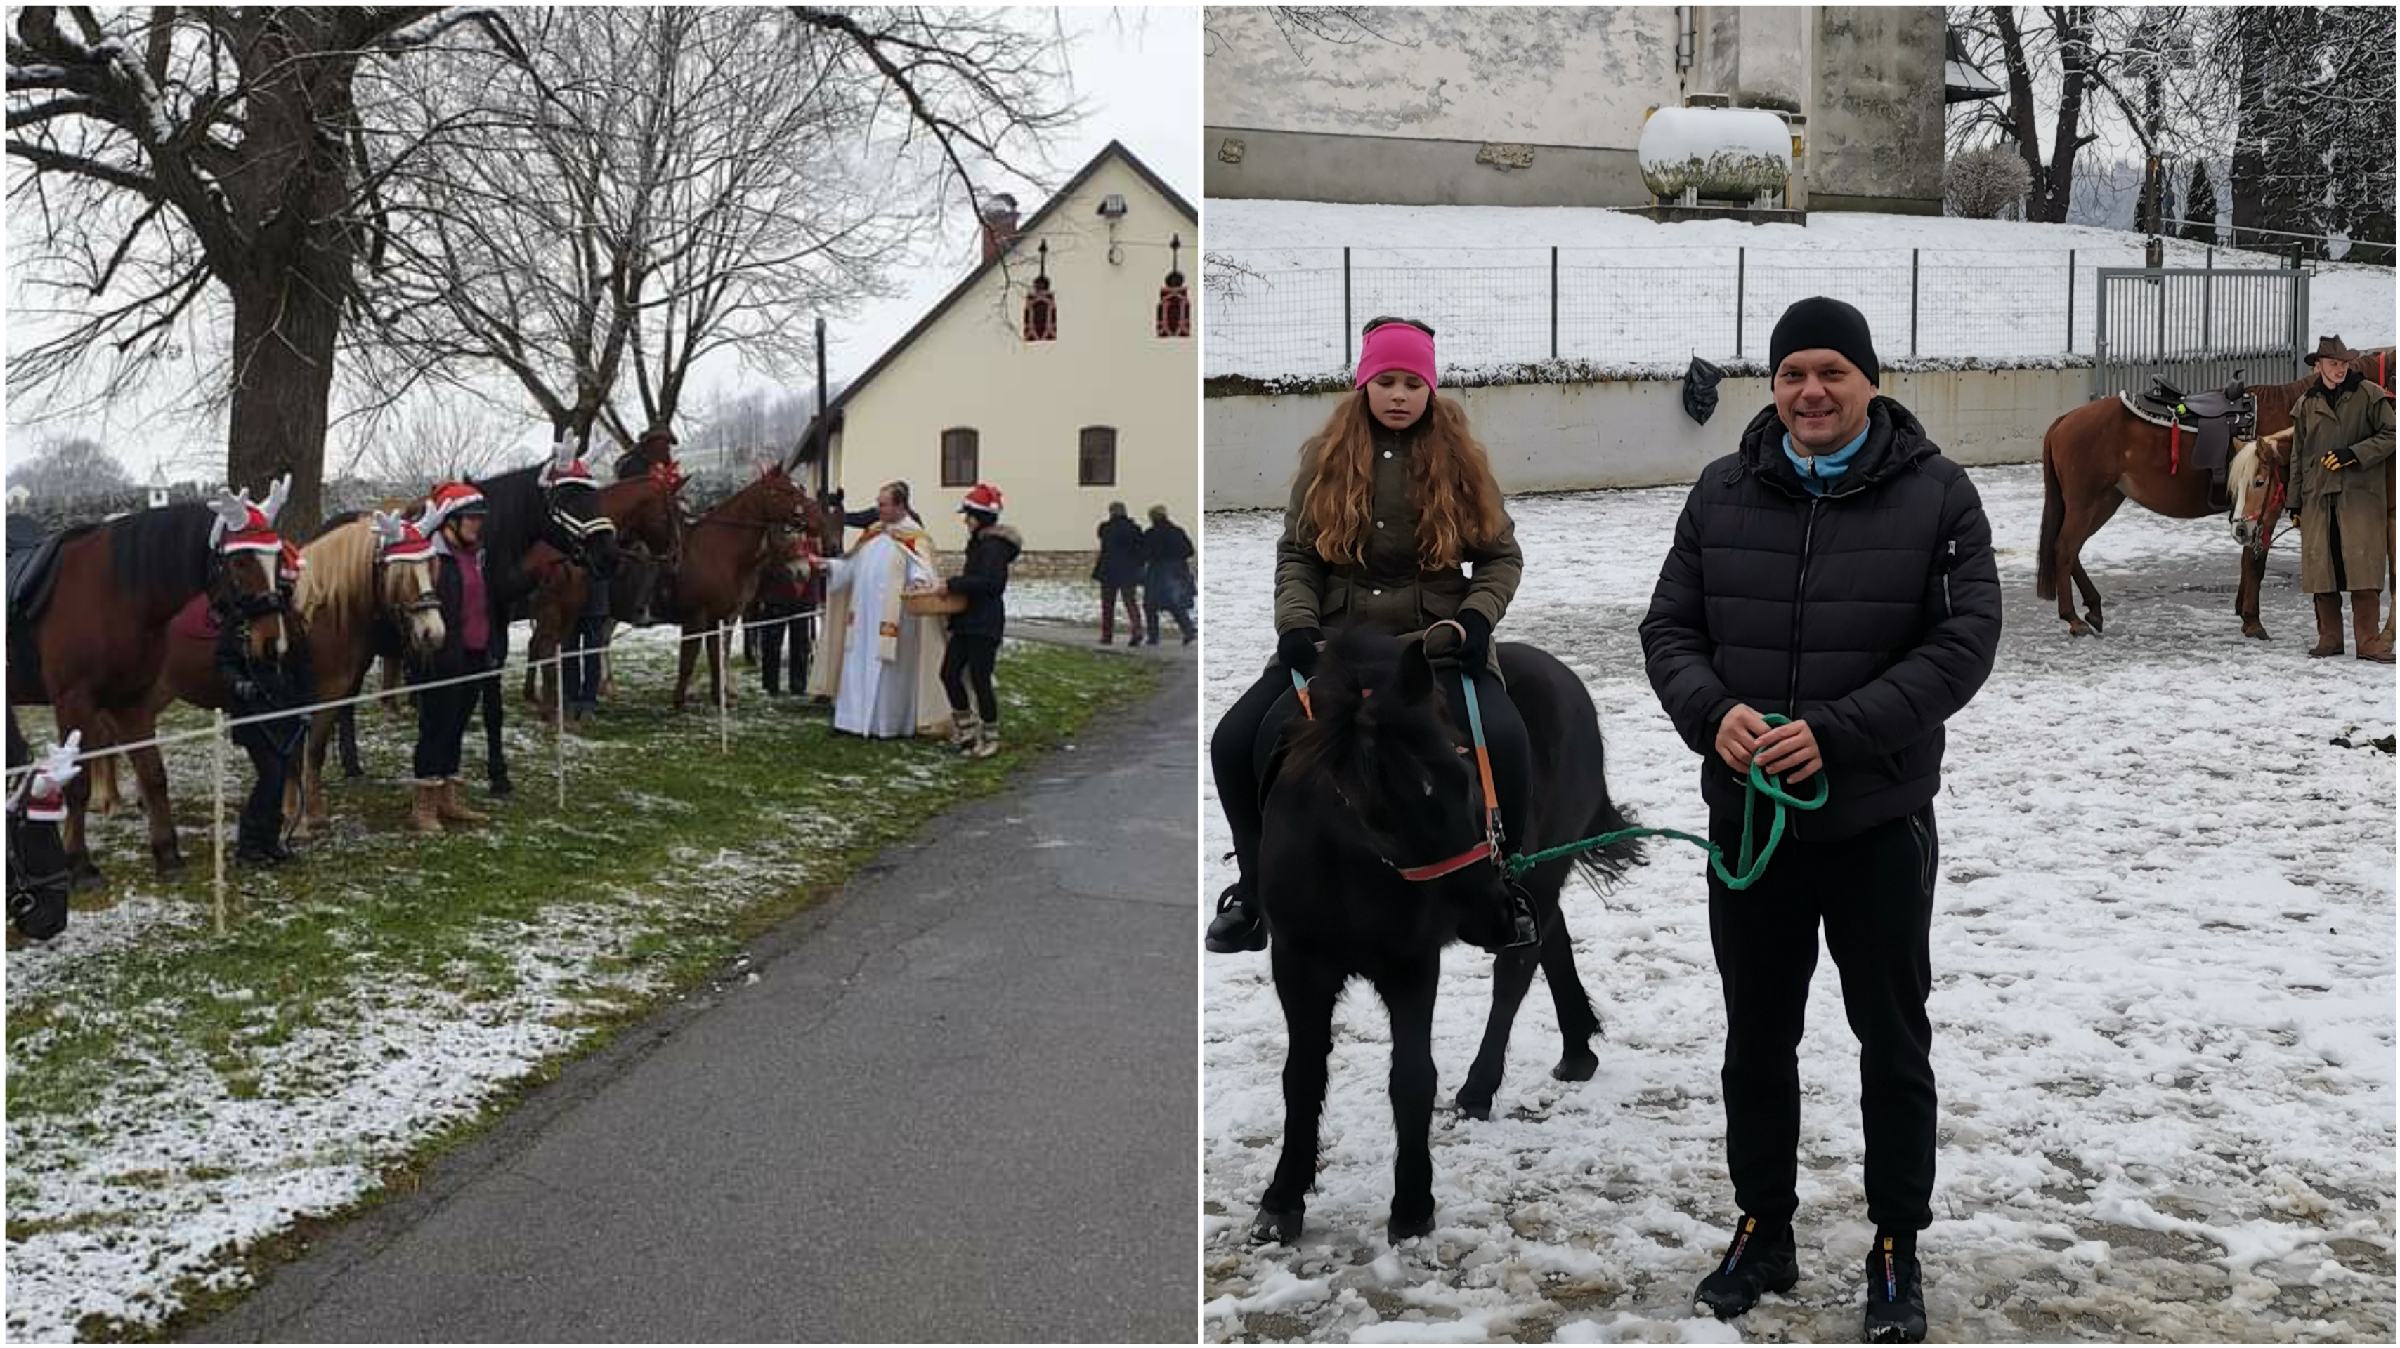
978, 192, 1020, 265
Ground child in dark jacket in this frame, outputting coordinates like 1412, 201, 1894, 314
939, 482, 1021, 759
215, 542, 310, 864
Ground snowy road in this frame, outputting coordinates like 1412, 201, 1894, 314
1201, 464, 2394, 1343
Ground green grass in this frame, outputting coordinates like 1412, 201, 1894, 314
5, 637, 1155, 1342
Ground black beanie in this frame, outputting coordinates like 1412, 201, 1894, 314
1769, 296, 1880, 386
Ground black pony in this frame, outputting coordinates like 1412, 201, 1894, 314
1249, 630, 1639, 1245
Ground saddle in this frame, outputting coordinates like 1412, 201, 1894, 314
5, 515, 85, 626
2123, 376, 2257, 513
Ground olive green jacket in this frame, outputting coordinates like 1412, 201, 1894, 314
1271, 427, 1523, 674
2289, 374, 2396, 594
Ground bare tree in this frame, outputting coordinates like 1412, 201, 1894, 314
343, 394, 517, 490
6, 5, 525, 535
11, 435, 133, 504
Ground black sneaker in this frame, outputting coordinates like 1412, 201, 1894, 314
1863, 1233, 1926, 1344
1695, 1215, 1798, 1320
1204, 881, 1267, 953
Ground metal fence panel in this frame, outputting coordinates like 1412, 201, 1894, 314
2092, 267, 2308, 399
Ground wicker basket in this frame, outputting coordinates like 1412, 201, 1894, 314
903, 591, 968, 617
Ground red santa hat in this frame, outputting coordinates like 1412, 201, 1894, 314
958, 481, 1005, 519
419, 481, 487, 536
208, 474, 290, 556
371, 510, 434, 563
540, 438, 598, 492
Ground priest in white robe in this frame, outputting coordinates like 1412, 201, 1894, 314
806, 482, 950, 737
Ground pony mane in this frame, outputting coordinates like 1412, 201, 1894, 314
294, 515, 378, 627
1282, 630, 1458, 804
106, 502, 219, 607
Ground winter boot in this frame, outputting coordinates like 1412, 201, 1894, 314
1205, 878, 1268, 953
1695, 1215, 1799, 1320
437, 778, 490, 825
235, 818, 284, 867
2350, 590, 2394, 662
2310, 593, 2346, 657
407, 781, 445, 835
950, 709, 981, 749
969, 722, 1001, 760
1862, 1233, 1927, 1344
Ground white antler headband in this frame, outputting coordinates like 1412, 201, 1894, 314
260, 473, 292, 528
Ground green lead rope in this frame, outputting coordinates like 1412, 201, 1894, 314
1503, 713, 1829, 891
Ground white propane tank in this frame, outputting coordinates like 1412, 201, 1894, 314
1639, 106, 1793, 204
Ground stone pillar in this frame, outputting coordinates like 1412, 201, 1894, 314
1805, 6, 1946, 214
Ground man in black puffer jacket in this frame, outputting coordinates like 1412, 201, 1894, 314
1640, 297, 2001, 1346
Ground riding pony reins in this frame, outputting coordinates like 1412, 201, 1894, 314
1285, 637, 1832, 893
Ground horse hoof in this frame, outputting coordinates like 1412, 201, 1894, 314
69, 861, 106, 893
1249, 1207, 1302, 1245
1388, 1209, 1436, 1243
2244, 626, 2270, 641
1455, 1093, 1494, 1122
2085, 612, 2106, 635
152, 848, 185, 876
1552, 1049, 1599, 1083
2066, 624, 2093, 639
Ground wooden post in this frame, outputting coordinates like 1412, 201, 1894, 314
718, 624, 731, 754
554, 653, 567, 810
211, 711, 226, 936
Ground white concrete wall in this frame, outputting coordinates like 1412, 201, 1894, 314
831, 154, 1198, 554
1204, 6, 1681, 150
1203, 366, 2087, 509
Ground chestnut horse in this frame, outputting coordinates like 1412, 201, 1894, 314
522, 469, 688, 711
2036, 347, 2397, 638
4, 498, 286, 886
671, 465, 819, 711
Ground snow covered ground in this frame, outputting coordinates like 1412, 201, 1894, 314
1206, 201, 2397, 380
1201, 466, 2395, 1343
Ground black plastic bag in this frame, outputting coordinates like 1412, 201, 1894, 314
1682, 355, 1725, 426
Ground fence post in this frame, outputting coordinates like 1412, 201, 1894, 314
211, 710, 226, 937
1342, 246, 1353, 371
1909, 248, 1920, 357
1734, 247, 1746, 358
554, 653, 567, 810
1550, 246, 1559, 360
2065, 249, 2076, 354
718, 624, 731, 755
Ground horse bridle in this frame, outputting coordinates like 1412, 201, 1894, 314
5, 785, 71, 925
1290, 665, 1507, 885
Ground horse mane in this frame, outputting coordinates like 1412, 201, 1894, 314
471, 462, 549, 568
1283, 631, 1459, 806
105, 502, 218, 608
294, 516, 378, 638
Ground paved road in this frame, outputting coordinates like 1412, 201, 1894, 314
193, 652, 1197, 1344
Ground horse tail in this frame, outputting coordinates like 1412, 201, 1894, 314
2037, 426, 2065, 603
1565, 791, 1643, 898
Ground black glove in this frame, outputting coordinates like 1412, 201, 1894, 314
2326, 442, 2362, 472
1276, 626, 1323, 676
1457, 610, 1493, 668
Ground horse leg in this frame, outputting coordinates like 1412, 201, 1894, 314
1253, 944, 1341, 1245
1380, 955, 1442, 1242
2237, 547, 2270, 640
2053, 492, 2111, 637
52, 696, 105, 890
1540, 905, 1604, 1082
673, 626, 699, 712
1456, 941, 1541, 1122
122, 716, 183, 875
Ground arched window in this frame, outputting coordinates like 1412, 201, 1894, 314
1156, 233, 1191, 338
941, 427, 980, 488
1079, 426, 1117, 486
1023, 240, 1058, 342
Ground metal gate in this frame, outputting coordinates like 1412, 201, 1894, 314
2093, 266, 2310, 399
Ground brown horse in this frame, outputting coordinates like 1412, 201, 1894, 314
2036, 348, 2397, 638
672, 464, 818, 711
522, 471, 688, 712
4, 494, 288, 885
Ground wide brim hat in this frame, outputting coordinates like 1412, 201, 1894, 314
2307, 335, 2363, 367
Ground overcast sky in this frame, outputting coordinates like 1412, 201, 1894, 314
2, 5, 1199, 485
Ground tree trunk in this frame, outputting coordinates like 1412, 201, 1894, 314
225, 265, 345, 537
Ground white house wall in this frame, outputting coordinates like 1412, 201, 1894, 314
832, 155, 1197, 556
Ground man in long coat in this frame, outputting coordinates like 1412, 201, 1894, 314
2289, 335, 2396, 662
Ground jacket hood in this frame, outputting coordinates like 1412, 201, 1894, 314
982, 524, 1023, 560
1734, 396, 1936, 496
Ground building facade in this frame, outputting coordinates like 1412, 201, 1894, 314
1204, 5, 1946, 214
808, 141, 1198, 567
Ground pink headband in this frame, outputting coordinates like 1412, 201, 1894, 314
1355, 323, 1438, 390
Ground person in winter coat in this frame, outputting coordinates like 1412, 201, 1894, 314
939, 482, 1021, 759
2287, 335, 2395, 661
1639, 297, 2002, 1345
409, 483, 500, 834
216, 541, 311, 864
1142, 504, 1198, 645
1094, 501, 1148, 645
1205, 315, 1538, 956
754, 532, 814, 696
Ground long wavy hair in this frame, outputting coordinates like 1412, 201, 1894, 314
1296, 391, 1504, 570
